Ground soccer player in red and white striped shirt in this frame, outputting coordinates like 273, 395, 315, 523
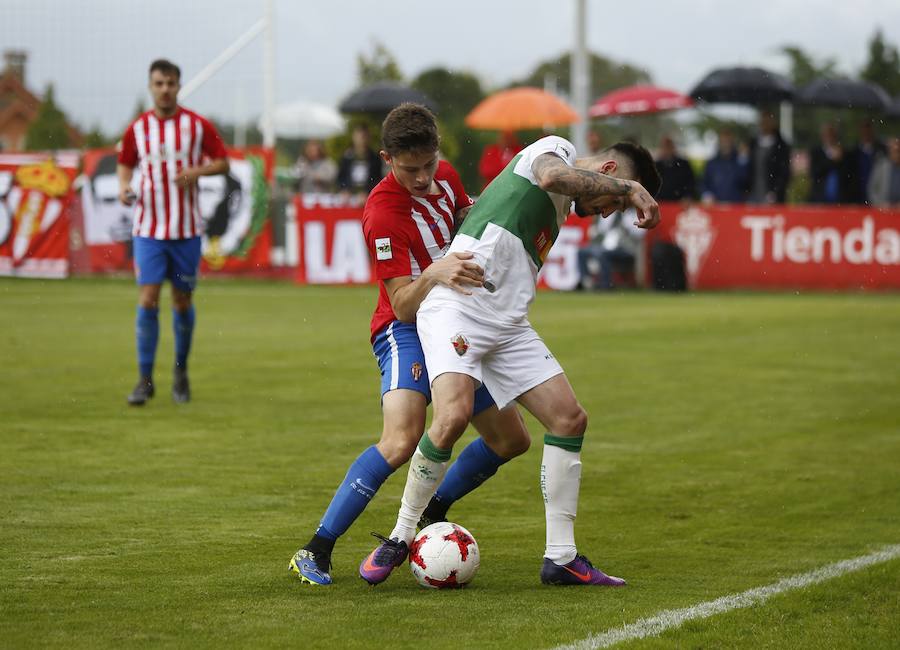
289, 104, 531, 586
117, 59, 228, 406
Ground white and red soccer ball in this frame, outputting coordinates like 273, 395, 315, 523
409, 522, 480, 589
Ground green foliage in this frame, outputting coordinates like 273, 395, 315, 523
860, 29, 900, 96
513, 51, 652, 100
357, 41, 404, 85
1, 279, 899, 648
82, 126, 112, 149
411, 67, 490, 191
24, 84, 71, 151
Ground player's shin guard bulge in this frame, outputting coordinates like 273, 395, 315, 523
541, 434, 583, 565
390, 437, 451, 545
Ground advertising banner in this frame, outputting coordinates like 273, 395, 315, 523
292, 196, 594, 289
649, 203, 900, 290
0, 152, 78, 278
80, 147, 274, 274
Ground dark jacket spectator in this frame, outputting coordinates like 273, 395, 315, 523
337, 124, 383, 196
747, 112, 791, 204
655, 135, 696, 201
809, 123, 857, 204
701, 129, 750, 203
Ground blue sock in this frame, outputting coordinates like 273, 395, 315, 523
317, 445, 394, 540
433, 437, 506, 507
173, 306, 195, 370
136, 306, 159, 379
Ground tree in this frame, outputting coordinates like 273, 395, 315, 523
513, 51, 651, 101
411, 67, 490, 189
860, 29, 900, 96
357, 42, 404, 85
24, 84, 71, 151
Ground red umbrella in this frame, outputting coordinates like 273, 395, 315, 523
589, 85, 693, 117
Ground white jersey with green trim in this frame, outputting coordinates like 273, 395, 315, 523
421, 136, 578, 325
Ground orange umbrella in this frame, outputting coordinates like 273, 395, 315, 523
465, 87, 580, 130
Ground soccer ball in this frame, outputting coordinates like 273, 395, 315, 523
409, 522, 480, 589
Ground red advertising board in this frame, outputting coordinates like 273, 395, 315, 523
292, 196, 595, 290
0, 152, 78, 278
80, 147, 274, 275
648, 203, 900, 290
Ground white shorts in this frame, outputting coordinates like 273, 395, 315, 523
416, 302, 564, 409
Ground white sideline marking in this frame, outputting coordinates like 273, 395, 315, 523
554, 545, 900, 650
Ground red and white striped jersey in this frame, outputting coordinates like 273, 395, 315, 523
118, 107, 227, 240
363, 160, 473, 339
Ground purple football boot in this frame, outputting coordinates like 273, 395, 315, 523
359, 532, 409, 585
540, 554, 627, 586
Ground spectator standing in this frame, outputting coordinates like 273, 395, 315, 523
747, 112, 791, 204
337, 123, 383, 197
868, 137, 900, 208
809, 122, 856, 204
478, 130, 522, 190
850, 119, 886, 204
295, 139, 337, 194
655, 135, 696, 201
701, 129, 749, 203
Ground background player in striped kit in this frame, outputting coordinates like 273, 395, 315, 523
117, 59, 229, 405
289, 104, 531, 586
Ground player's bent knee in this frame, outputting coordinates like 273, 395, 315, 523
430, 411, 470, 448
552, 406, 587, 437
377, 438, 418, 468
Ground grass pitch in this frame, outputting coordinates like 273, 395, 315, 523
1, 278, 898, 649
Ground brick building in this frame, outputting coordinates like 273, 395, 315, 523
0, 50, 82, 151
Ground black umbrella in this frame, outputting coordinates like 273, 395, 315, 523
338, 82, 438, 114
690, 66, 795, 105
797, 77, 893, 112
889, 95, 900, 119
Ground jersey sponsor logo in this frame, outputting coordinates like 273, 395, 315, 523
535, 228, 553, 263
375, 237, 393, 260
451, 333, 469, 357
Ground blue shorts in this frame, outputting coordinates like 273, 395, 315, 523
133, 236, 202, 292
373, 321, 495, 416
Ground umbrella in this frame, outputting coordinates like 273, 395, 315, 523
465, 87, 579, 130
889, 95, 900, 119
338, 82, 437, 114
262, 101, 345, 139
796, 77, 893, 111
589, 84, 693, 117
690, 66, 795, 105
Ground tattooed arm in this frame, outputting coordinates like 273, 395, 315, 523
531, 153, 660, 229
532, 152, 632, 197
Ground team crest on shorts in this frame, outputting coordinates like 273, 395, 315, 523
451, 333, 469, 357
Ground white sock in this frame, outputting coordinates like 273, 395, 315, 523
390, 446, 448, 545
541, 442, 582, 565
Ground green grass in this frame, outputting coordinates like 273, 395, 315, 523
1, 278, 898, 649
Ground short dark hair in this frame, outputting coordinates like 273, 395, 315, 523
381, 103, 439, 156
604, 141, 661, 197
149, 59, 181, 81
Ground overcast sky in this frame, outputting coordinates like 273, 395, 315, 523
2, 0, 899, 136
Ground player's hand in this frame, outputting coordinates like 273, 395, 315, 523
119, 187, 136, 205
627, 181, 661, 229
429, 251, 484, 295
174, 168, 200, 188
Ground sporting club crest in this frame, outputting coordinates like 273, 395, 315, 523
451, 333, 469, 357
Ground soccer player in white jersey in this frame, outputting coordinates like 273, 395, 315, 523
117, 59, 229, 405
366, 136, 662, 586
289, 104, 530, 586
